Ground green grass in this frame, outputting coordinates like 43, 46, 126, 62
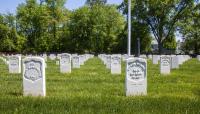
0, 57, 200, 114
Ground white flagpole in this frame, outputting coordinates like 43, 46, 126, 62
128, 0, 131, 56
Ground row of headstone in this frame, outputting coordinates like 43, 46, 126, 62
98, 54, 122, 74
99, 54, 147, 96
60, 53, 94, 73
3, 53, 93, 97
159, 55, 191, 75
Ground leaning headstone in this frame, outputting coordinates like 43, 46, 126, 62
23, 57, 46, 97
160, 56, 171, 75
72, 56, 80, 68
60, 53, 71, 73
9, 55, 21, 73
125, 58, 147, 96
111, 55, 121, 74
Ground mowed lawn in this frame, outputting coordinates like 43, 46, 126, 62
0, 57, 200, 114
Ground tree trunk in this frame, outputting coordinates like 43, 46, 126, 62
158, 40, 163, 54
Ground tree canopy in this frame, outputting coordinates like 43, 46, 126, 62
0, 0, 199, 54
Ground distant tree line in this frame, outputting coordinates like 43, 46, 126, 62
0, 0, 199, 54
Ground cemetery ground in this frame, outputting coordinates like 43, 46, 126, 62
0, 58, 200, 114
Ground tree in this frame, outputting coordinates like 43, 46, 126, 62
45, 0, 67, 52
86, 0, 107, 5
69, 4, 125, 54
17, 0, 50, 53
179, 2, 200, 54
120, 0, 195, 54
0, 13, 25, 52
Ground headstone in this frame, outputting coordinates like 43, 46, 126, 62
72, 56, 80, 68
9, 55, 21, 73
23, 57, 46, 96
106, 55, 111, 69
160, 56, 171, 75
80, 55, 85, 65
60, 53, 71, 73
171, 56, 179, 69
153, 55, 159, 64
125, 58, 147, 96
49, 54, 56, 60
111, 55, 121, 74
197, 55, 200, 61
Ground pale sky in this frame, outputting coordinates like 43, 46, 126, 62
0, 0, 123, 14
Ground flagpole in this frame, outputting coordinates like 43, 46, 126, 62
128, 0, 131, 56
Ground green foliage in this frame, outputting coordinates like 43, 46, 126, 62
178, 2, 200, 54
163, 35, 177, 50
69, 4, 125, 54
120, 0, 195, 54
0, 0, 199, 54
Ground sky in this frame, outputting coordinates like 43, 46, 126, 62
0, 0, 123, 14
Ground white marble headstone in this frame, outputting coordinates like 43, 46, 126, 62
72, 56, 80, 68
111, 55, 121, 74
125, 58, 147, 96
9, 55, 21, 74
49, 54, 56, 60
23, 57, 46, 97
171, 56, 179, 69
153, 55, 159, 64
197, 55, 200, 61
60, 53, 71, 73
160, 56, 171, 75
106, 55, 111, 69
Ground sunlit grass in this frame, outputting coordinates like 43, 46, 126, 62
0, 57, 199, 114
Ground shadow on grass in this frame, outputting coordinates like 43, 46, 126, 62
193, 88, 200, 96
9, 91, 22, 96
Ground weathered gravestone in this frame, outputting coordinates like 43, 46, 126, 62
23, 57, 46, 96
9, 55, 21, 73
60, 53, 71, 73
171, 56, 179, 69
111, 55, 121, 74
160, 56, 171, 75
72, 56, 80, 68
125, 58, 147, 96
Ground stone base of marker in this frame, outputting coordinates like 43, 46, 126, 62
125, 57, 147, 96
23, 57, 46, 97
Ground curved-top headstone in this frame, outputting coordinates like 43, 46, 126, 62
23, 57, 46, 97
111, 55, 121, 74
125, 58, 147, 96
9, 55, 21, 74
160, 56, 171, 75
60, 53, 71, 73
72, 56, 80, 68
